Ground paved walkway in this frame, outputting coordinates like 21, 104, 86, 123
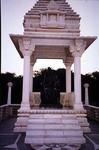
0, 117, 99, 150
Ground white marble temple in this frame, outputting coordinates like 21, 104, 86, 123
9, 0, 96, 147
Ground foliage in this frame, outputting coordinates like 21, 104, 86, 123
86, 71, 99, 80
0, 69, 99, 107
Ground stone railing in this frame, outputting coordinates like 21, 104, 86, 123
0, 82, 20, 122
84, 105, 99, 122
0, 104, 20, 122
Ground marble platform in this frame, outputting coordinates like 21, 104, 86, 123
25, 109, 86, 149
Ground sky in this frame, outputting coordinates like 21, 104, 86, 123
1, 0, 99, 76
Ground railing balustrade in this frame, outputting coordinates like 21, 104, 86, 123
84, 105, 99, 122
0, 104, 20, 122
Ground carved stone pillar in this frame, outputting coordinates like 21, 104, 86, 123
21, 51, 32, 110
66, 63, 72, 94
14, 50, 32, 132
18, 38, 34, 110
14, 38, 34, 132
7, 82, 13, 105
63, 61, 73, 106
29, 61, 36, 107
70, 39, 86, 110
74, 54, 83, 110
84, 83, 89, 106
30, 62, 34, 93
63, 62, 72, 103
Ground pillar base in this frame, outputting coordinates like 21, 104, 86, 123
14, 107, 30, 132
20, 102, 30, 110
73, 102, 84, 111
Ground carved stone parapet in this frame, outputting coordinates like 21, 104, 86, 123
30, 92, 75, 108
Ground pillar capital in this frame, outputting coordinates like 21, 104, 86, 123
64, 62, 72, 67
63, 57, 73, 67
71, 51, 82, 57
18, 38, 35, 54
22, 50, 33, 57
70, 39, 87, 57
84, 83, 89, 88
7, 82, 13, 87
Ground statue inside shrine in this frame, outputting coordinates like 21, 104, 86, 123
40, 67, 62, 108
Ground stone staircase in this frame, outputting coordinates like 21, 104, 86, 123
25, 110, 85, 145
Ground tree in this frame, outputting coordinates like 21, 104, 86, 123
0, 70, 99, 107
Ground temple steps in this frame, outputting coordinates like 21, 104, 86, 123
25, 112, 85, 145
26, 129, 83, 136
27, 124, 81, 130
